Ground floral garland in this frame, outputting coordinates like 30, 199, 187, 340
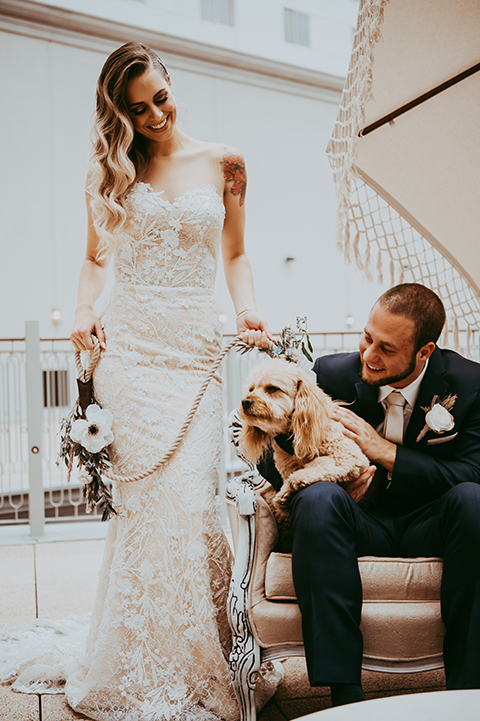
236, 316, 313, 363
58, 379, 116, 521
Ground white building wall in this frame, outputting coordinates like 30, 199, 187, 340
23, 0, 359, 78
0, 0, 386, 341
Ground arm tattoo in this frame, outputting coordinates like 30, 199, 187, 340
221, 151, 246, 206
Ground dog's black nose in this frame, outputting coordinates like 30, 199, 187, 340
242, 398, 253, 411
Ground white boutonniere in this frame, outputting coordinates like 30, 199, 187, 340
416, 393, 457, 443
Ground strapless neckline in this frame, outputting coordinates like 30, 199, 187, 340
136, 181, 223, 208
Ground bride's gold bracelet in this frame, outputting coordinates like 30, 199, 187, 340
236, 308, 256, 319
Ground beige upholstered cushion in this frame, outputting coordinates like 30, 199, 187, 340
265, 554, 443, 602
248, 600, 303, 647
360, 557, 443, 601
362, 557, 444, 663
265, 553, 297, 601
361, 600, 444, 663
257, 552, 445, 661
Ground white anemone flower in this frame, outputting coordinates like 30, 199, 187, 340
70, 404, 114, 453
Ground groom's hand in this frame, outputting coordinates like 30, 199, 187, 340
342, 465, 376, 503
331, 406, 397, 473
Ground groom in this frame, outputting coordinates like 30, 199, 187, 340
267, 283, 480, 707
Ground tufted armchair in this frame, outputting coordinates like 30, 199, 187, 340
226, 471, 445, 721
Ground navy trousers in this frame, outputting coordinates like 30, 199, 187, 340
289, 481, 480, 690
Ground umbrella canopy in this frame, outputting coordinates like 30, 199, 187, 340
327, 0, 480, 345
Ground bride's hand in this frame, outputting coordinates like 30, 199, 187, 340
71, 307, 106, 351
237, 311, 272, 349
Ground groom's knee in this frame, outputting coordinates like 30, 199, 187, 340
289, 481, 351, 538
442, 482, 480, 541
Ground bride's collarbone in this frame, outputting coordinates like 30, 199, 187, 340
144, 144, 223, 198
141, 168, 223, 202
140, 179, 221, 203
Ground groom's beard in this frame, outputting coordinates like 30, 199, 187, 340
360, 352, 417, 387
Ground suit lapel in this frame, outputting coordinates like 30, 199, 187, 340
404, 347, 449, 447
353, 381, 380, 426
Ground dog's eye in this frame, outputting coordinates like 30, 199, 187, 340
248, 386, 254, 393
266, 385, 280, 394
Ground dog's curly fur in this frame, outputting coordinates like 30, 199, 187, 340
239, 358, 369, 532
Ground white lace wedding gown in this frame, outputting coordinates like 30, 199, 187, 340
1, 183, 265, 720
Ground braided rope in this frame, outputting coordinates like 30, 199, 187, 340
74, 336, 102, 382
75, 335, 243, 484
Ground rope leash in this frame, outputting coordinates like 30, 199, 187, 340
75, 335, 243, 483
75, 337, 102, 382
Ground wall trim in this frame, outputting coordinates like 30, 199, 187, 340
0, 0, 344, 103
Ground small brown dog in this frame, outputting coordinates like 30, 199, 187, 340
239, 358, 369, 528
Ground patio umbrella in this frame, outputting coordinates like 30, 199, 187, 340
327, 0, 480, 352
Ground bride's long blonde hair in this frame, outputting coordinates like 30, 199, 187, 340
88, 42, 170, 259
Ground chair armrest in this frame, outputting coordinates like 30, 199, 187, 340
226, 471, 267, 552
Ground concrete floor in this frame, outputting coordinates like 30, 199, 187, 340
0, 521, 110, 720
0, 521, 446, 721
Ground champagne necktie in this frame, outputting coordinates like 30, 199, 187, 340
383, 391, 407, 445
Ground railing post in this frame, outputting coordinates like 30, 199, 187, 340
25, 321, 45, 538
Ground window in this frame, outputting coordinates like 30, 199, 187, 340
43, 370, 69, 408
201, 0, 234, 26
284, 8, 310, 47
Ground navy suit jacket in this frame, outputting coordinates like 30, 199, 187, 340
313, 346, 480, 512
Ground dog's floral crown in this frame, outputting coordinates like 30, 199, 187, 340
236, 316, 313, 364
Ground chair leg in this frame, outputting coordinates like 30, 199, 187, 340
229, 593, 261, 721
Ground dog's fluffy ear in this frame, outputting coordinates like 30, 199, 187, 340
291, 377, 330, 460
239, 423, 270, 464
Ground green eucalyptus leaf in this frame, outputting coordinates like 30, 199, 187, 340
301, 343, 313, 363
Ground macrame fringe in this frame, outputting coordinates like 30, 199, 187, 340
441, 320, 449, 349
327, 0, 480, 356
343, 220, 352, 264
453, 316, 459, 352
353, 231, 362, 270
363, 240, 373, 281
389, 260, 395, 286
376, 247, 383, 285
327, 0, 389, 278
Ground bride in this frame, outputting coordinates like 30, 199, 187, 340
5, 42, 274, 720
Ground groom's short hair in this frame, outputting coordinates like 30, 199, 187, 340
376, 283, 446, 351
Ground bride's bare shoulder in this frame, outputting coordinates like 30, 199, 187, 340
216, 143, 244, 164
189, 139, 244, 163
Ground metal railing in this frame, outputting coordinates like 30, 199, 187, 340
0, 322, 478, 536
0, 325, 89, 533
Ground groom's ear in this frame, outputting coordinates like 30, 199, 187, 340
418, 342, 436, 362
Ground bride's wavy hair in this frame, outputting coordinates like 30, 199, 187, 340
88, 42, 170, 259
